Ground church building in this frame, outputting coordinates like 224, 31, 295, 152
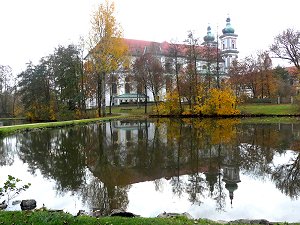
88, 17, 239, 107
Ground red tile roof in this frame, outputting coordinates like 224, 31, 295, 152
286, 66, 299, 75
123, 38, 217, 59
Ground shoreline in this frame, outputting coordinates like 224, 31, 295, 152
1, 113, 300, 137
0, 210, 297, 225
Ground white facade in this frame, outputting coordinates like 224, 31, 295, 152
219, 17, 239, 73
87, 17, 238, 108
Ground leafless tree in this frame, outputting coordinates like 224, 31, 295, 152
133, 53, 165, 114
165, 40, 185, 113
270, 28, 300, 71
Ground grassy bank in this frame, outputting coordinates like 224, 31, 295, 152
0, 211, 294, 225
0, 114, 126, 137
0, 105, 153, 137
1, 104, 299, 137
0, 211, 218, 225
238, 104, 299, 115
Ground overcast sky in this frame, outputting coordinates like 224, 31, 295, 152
0, 0, 299, 75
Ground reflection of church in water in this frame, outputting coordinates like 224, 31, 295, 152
200, 144, 241, 206
222, 148, 241, 206
93, 120, 242, 206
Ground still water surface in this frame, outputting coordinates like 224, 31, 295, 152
1, 118, 300, 222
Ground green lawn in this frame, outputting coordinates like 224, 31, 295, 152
0, 114, 126, 137
0, 211, 296, 225
0, 105, 154, 137
238, 104, 299, 115
0, 211, 221, 225
107, 104, 154, 115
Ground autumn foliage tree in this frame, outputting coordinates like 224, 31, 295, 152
87, 0, 128, 117
228, 52, 279, 101
194, 88, 239, 116
155, 90, 181, 115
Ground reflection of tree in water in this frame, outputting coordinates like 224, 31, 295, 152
170, 176, 185, 198
237, 124, 278, 178
213, 174, 226, 212
159, 119, 240, 210
16, 127, 88, 193
154, 179, 163, 192
235, 123, 300, 201
0, 136, 16, 166
9, 118, 300, 214
271, 152, 300, 199
186, 173, 206, 205
204, 145, 226, 212
81, 177, 129, 216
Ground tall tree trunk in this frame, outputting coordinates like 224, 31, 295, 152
12, 88, 16, 117
152, 91, 159, 115
175, 62, 182, 113
109, 73, 113, 115
144, 85, 147, 114
97, 73, 102, 117
109, 93, 112, 115
80, 62, 86, 113
101, 72, 106, 117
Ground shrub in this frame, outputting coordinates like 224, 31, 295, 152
195, 88, 240, 116
154, 91, 182, 115
0, 175, 31, 205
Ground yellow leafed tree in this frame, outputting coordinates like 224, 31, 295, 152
88, 0, 128, 117
155, 90, 182, 115
196, 88, 240, 116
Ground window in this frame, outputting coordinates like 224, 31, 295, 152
232, 40, 236, 49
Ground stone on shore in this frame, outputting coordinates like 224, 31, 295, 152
20, 199, 36, 210
157, 212, 193, 220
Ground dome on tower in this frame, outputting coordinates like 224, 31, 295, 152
222, 17, 235, 34
203, 26, 215, 42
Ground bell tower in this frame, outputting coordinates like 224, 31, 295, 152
219, 16, 239, 73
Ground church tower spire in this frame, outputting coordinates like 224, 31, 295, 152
219, 16, 239, 73
203, 25, 217, 47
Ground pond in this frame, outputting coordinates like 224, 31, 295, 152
1, 118, 300, 222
